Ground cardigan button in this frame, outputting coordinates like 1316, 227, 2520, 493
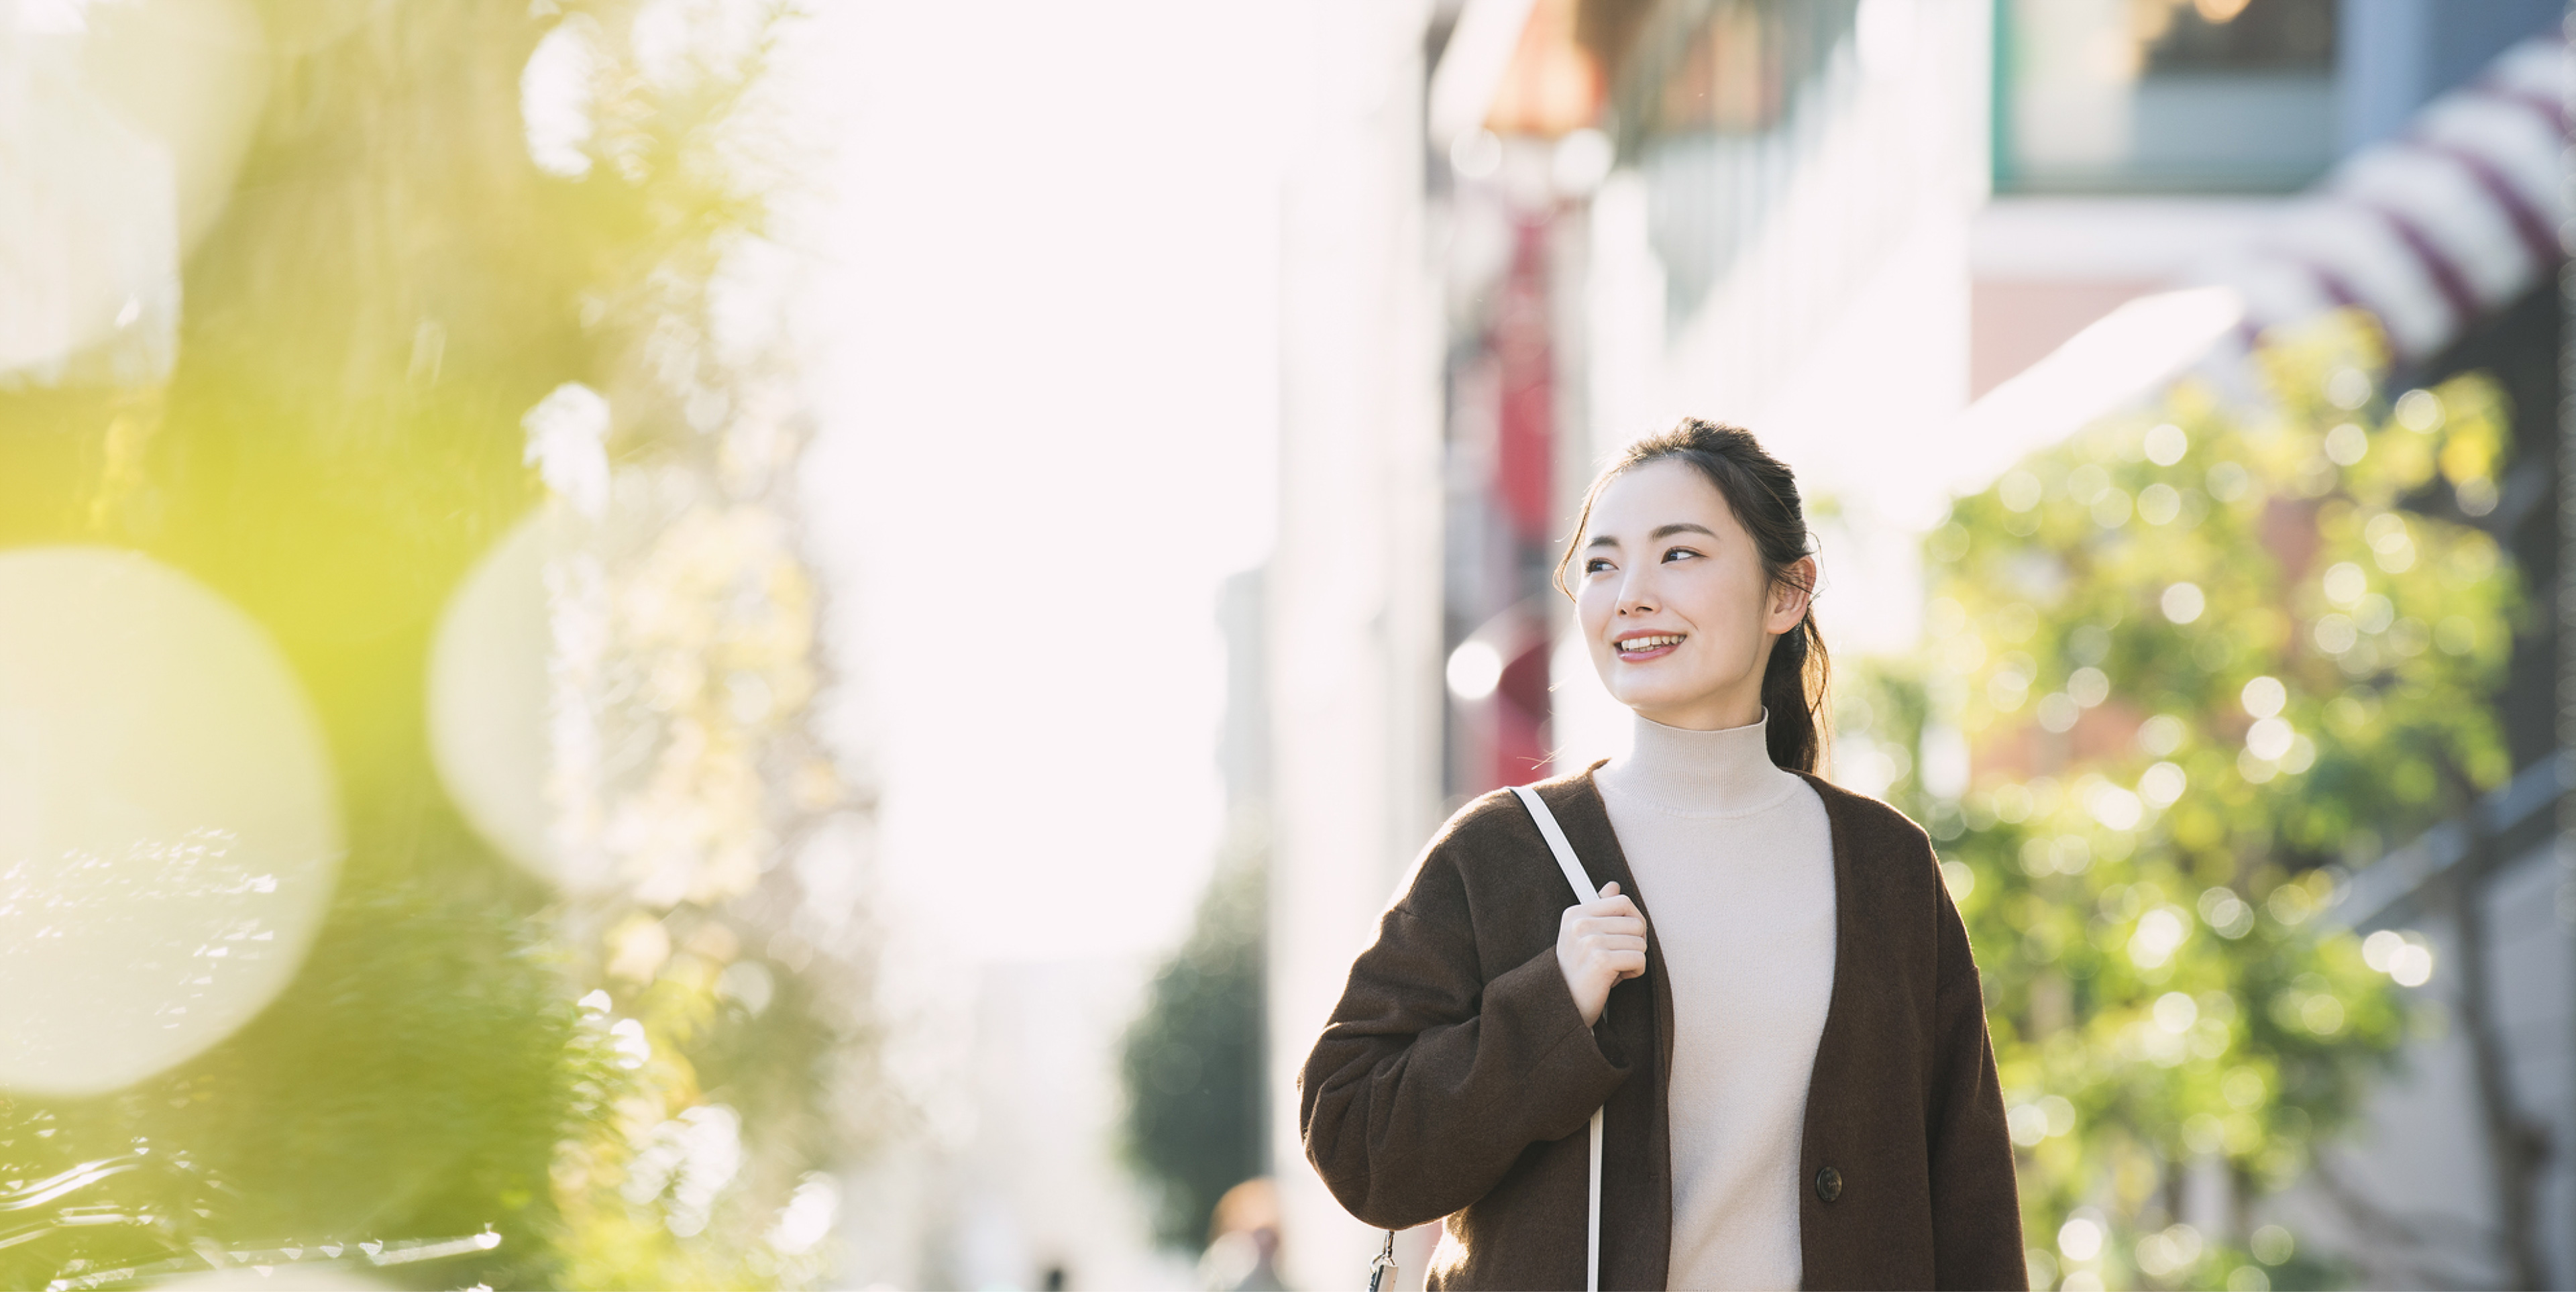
1814, 1166, 1843, 1203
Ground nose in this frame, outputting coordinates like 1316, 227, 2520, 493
1615, 564, 1657, 617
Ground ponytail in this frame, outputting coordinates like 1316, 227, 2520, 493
1556, 419, 1831, 775
1760, 610, 1829, 775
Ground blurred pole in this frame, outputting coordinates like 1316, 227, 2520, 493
2562, 5, 2575, 1275
2561, 6, 2575, 1275
1267, 0, 1444, 1286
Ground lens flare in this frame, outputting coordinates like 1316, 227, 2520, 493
1, 0, 267, 384
427, 510, 566, 886
0, 547, 339, 1097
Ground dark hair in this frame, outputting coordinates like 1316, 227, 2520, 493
1552, 418, 1831, 774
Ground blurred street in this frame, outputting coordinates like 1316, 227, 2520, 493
1, 0, 2571, 1289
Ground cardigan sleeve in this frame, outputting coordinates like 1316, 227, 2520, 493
1926, 865, 2030, 1290
1299, 847, 1633, 1230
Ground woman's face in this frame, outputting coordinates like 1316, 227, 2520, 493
1572, 457, 1813, 731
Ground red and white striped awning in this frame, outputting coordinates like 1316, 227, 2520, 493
2205, 36, 2566, 363
1934, 34, 2564, 504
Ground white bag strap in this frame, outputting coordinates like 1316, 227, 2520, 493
1508, 784, 1604, 1292
1511, 785, 1598, 904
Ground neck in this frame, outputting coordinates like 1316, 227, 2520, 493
1628, 665, 1766, 731
1634, 690, 1764, 731
1598, 708, 1797, 812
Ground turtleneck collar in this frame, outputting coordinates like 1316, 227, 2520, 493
1594, 708, 1801, 817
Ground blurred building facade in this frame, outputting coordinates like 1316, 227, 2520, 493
1432, 0, 1999, 792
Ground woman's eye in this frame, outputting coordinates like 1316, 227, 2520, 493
1584, 558, 1613, 574
1662, 547, 1700, 563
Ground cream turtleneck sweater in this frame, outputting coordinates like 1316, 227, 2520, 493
1592, 710, 1836, 1291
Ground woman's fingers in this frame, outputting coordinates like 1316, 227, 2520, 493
1554, 885, 1652, 1024
1574, 914, 1646, 941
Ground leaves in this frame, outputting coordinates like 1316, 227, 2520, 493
1851, 311, 2517, 1289
1119, 847, 1266, 1249
0, 1, 860, 1287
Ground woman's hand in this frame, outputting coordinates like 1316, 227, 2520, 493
1555, 881, 1646, 1027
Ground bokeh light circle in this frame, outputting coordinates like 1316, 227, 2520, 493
3, 0, 268, 380
427, 508, 582, 888
0, 547, 340, 1097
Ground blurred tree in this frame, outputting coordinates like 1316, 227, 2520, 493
0, 1, 870, 1288
1843, 312, 2520, 1291
1119, 845, 1268, 1250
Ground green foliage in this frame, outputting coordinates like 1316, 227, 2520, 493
0, 871, 622, 1291
1119, 847, 1268, 1250
1846, 314, 2519, 1290
1, 1, 856, 1287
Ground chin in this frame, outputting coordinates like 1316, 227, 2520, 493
1605, 675, 1707, 714
1599, 655, 1757, 723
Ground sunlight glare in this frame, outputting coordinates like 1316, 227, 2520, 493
0, 547, 339, 1097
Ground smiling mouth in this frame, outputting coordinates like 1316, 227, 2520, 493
1615, 633, 1684, 656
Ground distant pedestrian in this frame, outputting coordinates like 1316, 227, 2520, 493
1300, 419, 2025, 1290
1198, 1177, 1285, 1291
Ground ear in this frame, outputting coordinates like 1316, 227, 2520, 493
1766, 557, 1816, 634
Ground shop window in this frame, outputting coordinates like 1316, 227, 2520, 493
1996, 0, 2337, 192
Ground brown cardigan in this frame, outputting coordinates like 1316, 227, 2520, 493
1299, 766, 2026, 1290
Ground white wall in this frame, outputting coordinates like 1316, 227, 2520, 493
1266, 1, 1446, 1285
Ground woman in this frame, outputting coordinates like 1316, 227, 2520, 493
1299, 420, 2024, 1291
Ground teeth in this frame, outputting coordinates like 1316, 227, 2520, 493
1619, 635, 1682, 652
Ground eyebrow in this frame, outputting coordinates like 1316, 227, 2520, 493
1587, 522, 1719, 548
